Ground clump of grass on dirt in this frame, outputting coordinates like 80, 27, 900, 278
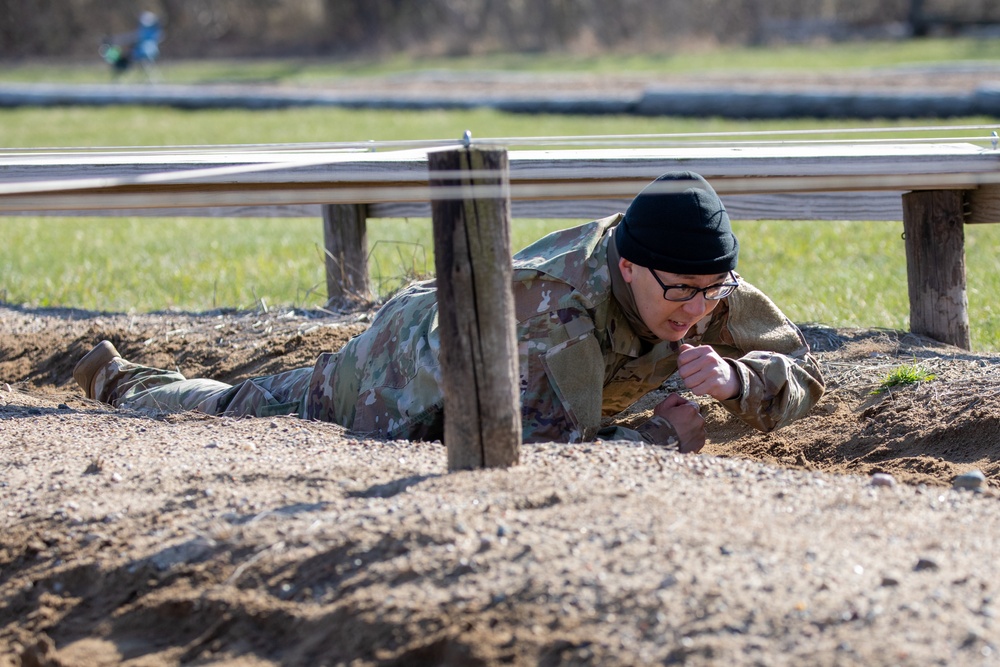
872, 363, 937, 395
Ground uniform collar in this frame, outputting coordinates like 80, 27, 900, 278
607, 226, 660, 345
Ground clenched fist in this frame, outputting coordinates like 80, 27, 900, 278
652, 392, 706, 453
677, 343, 740, 401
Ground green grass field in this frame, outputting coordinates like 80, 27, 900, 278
2, 41, 999, 350
6, 36, 1000, 84
3, 213, 998, 350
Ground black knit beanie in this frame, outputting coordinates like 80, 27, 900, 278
615, 171, 739, 275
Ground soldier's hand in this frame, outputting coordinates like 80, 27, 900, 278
652, 392, 705, 453
677, 343, 740, 401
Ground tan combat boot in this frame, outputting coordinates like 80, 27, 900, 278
73, 340, 121, 399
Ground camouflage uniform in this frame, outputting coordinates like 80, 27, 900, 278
93, 214, 824, 444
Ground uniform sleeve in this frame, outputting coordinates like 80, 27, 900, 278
518, 304, 604, 443
597, 416, 681, 446
705, 281, 825, 432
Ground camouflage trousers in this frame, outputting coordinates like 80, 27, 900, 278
92, 357, 317, 419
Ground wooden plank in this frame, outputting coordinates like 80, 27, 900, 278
902, 190, 971, 349
0, 190, 909, 222
2, 142, 993, 180
711, 192, 906, 221
509, 143, 1000, 182
0, 204, 326, 218
429, 146, 521, 471
2, 144, 998, 209
371, 191, 908, 222
2, 170, 996, 215
0, 148, 429, 184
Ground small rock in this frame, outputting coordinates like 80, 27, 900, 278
3, 383, 11, 392
953, 470, 986, 492
871, 473, 896, 488
880, 573, 901, 587
110, 472, 123, 483
149, 536, 216, 571
914, 557, 939, 572
57, 403, 70, 410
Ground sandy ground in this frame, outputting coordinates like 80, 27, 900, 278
1, 303, 999, 666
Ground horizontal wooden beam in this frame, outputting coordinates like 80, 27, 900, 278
0, 191, 908, 222
1, 144, 997, 221
367, 192, 908, 222
1, 144, 997, 188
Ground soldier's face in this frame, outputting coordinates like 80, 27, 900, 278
618, 258, 724, 342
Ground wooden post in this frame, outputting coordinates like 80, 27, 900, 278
322, 203, 372, 307
429, 146, 521, 470
902, 190, 971, 349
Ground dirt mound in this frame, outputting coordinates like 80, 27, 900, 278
2, 305, 999, 665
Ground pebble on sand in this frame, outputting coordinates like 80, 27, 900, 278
952, 470, 986, 492
871, 473, 896, 488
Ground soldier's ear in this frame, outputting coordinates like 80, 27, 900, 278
618, 257, 636, 283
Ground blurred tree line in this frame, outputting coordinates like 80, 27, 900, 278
1, 0, 997, 59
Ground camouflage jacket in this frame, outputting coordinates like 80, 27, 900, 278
305, 214, 825, 443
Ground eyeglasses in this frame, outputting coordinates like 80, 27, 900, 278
648, 268, 740, 302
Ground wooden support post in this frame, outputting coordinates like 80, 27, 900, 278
902, 190, 971, 349
322, 203, 372, 307
429, 146, 521, 470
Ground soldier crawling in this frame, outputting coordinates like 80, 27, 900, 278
73, 172, 825, 452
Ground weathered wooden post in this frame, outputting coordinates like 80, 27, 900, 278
322, 203, 372, 307
902, 189, 971, 349
428, 144, 521, 470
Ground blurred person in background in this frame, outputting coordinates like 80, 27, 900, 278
99, 10, 163, 81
